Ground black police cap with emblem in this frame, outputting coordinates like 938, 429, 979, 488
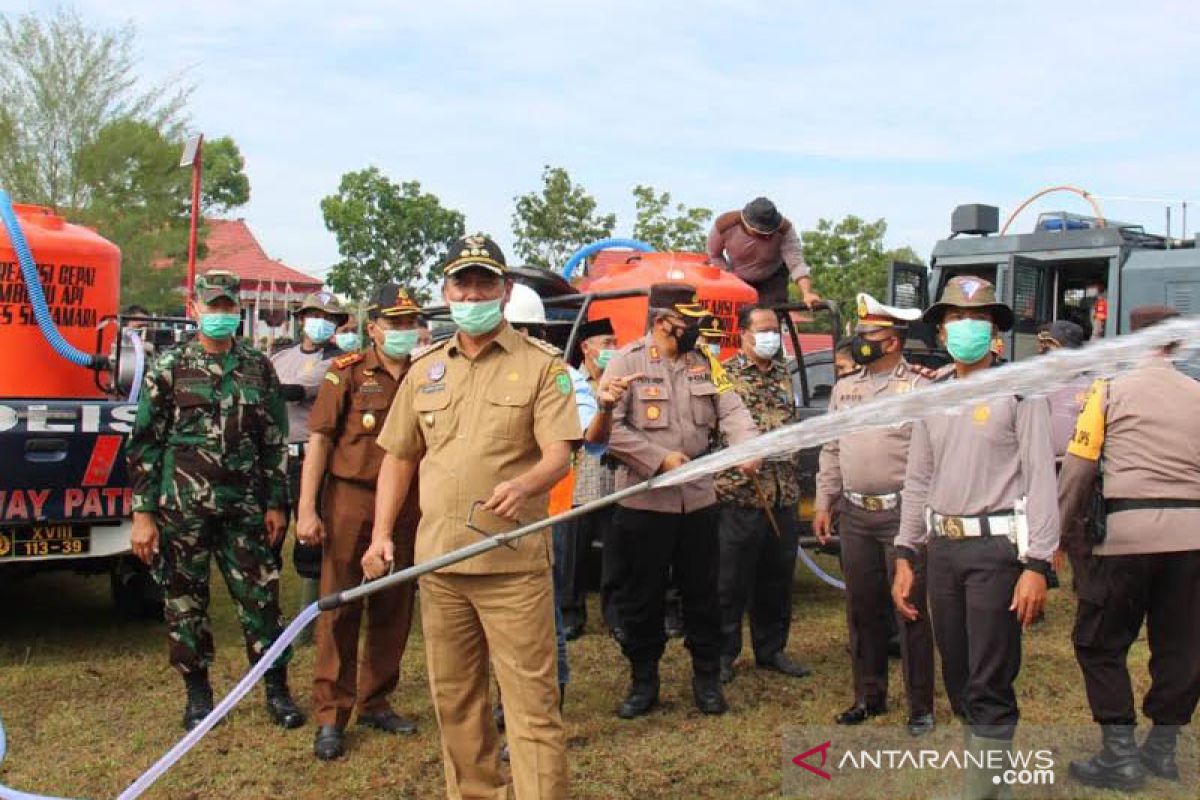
443, 234, 507, 277
369, 283, 423, 318
648, 282, 709, 319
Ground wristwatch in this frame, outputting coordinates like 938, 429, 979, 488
1022, 558, 1053, 578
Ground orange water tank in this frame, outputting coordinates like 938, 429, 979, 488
0, 204, 119, 399
581, 252, 758, 358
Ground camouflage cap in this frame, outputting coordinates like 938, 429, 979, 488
295, 290, 349, 324
443, 234, 507, 277
195, 270, 241, 304
369, 283, 423, 318
923, 275, 1014, 332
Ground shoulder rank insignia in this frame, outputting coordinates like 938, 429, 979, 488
324, 371, 341, 385
523, 333, 563, 357
333, 352, 364, 370
411, 338, 449, 363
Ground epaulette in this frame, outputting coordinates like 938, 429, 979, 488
333, 352, 364, 370
519, 331, 563, 358
411, 338, 449, 363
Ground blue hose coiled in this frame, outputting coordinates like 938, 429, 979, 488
560, 238, 655, 280
0, 189, 98, 368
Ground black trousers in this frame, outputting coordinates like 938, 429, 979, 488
555, 506, 620, 631
747, 265, 790, 306
1072, 549, 1200, 726
840, 504, 935, 715
928, 535, 1023, 739
717, 503, 799, 663
613, 505, 721, 675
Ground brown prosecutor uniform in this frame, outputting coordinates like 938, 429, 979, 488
376, 322, 582, 800
606, 335, 758, 676
1059, 358, 1200, 727
816, 360, 935, 717
309, 347, 419, 728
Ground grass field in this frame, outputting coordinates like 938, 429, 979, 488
0, 551, 1182, 799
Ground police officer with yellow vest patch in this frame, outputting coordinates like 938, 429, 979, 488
1059, 305, 1200, 792
604, 283, 760, 719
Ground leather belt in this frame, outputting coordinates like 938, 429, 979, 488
930, 510, 1016, 540
845, 491, 901, 512
1106, 498, 1200, 514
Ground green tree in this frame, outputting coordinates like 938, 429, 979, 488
0, 7, 190, 210
75, 121, 251, 311
631, 185, 712, 251
321, 168, 465, 303
512, 166, 616, 270
800, 215, 924, 323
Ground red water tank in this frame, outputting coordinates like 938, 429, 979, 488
0, 204, 120, 399
581, 252, 758, 358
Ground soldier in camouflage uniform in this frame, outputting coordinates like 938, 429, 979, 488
714, 304, 811, 684
127, 270, 305, 732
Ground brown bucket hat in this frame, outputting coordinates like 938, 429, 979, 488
923, 275, 1014, 332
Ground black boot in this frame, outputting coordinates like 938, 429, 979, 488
617, 662, 659, 719
182, 671, 214, 731
692, 674, 728, 715
1069, 725, 1145, 792
1140, 724, 1180, 781
263, 666, 306, 729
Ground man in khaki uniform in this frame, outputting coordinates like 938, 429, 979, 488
299, 284, 424, 761
892, 276, 1059, 799
363, 235, 581, 800
814, 293, 935, 736
604, 283, 760, 719
1059, 305, 1200, 791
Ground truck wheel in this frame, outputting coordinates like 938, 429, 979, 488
111, 556, 163, 620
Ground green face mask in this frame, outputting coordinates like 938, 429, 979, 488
335, 332, 361, 352
596, 348, 617, 370
199, 312, 240, 340
944, 318, 994, 364
450, 299, 503, 335
381, 329, 420, 358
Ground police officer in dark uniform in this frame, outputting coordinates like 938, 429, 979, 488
604, 283, 760, 718
1059, 305, 1200, 791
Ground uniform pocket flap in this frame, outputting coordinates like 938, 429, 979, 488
413, 389, 452, 412
634, 384, 670, 401
688, 381, 718, 397
485, 384, 531, 407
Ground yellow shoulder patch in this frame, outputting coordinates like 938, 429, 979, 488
333, 352, 364, 370
705, 350, 735, 394
323, 371, 341, 385
1066, 378, 1108, 461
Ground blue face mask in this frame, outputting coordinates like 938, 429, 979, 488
450, 299, 503, 336
381, 329, 420, 358
334, 332, 360, 352
705, 342, 722, 358
944, 318, 994, 364
199, 312, 240, 340
304, 317, 336, 344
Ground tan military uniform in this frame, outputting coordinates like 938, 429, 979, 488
307, 347, 419, 728
604, 335, 758, 677
816, 360, 935, 718
375, 322, 581, 800
1059, 357, 1200, 728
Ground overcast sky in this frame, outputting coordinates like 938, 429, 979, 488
16, 0, 1200, 280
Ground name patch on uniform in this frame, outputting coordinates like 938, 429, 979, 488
418, 383, 446, 394
358, 383, 383, 394
324, 372, 340, 385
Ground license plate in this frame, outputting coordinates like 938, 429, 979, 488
0, 524, 91, 559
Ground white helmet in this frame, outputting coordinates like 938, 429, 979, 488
504, 283, 547, 325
